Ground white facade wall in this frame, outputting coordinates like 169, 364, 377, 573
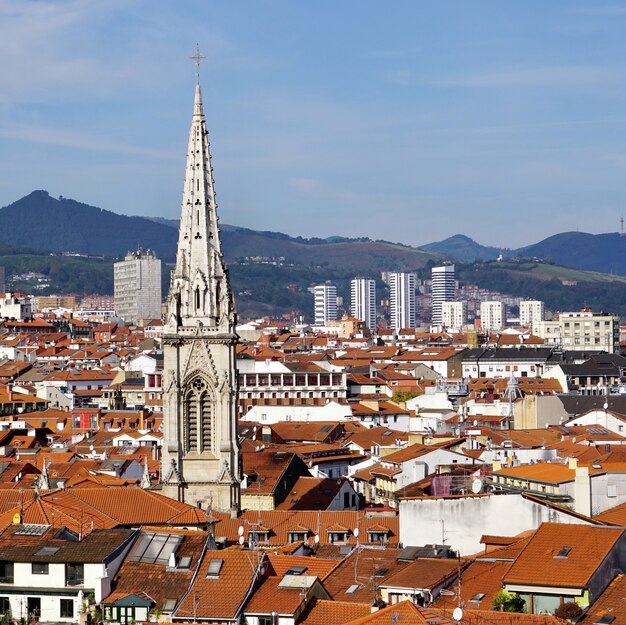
0, 293, 32, 321
520, 300, 544, 328
480, 300, 506, 332
389, 273, 416, 330
399, 494, 590, 555
241, 401, 353, 424
559, 311, 620, 353
441, 301, 466, 332
351, 278, 376, 332
431, 265, 455, 326
313, 284, 337, 325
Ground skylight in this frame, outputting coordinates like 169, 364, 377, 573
286, 566, 307, 576
128, 532, 184, 566
177, 556, 192, 570
206, 559, 223, 578
596, 616, 615, 625
162, 599, 177, 612
346, 584, 360, 594
554, 546, 572, 559
470, 593, 486, 602
35, 546, 60, 556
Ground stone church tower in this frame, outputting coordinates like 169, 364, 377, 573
161, 72, 241, 515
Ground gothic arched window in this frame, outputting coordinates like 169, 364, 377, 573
183, 377, 212, 453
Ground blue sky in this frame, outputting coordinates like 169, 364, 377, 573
2, 1, 626, 247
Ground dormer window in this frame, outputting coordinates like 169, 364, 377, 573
288, 531, 307, 543
248, 530, 269, 544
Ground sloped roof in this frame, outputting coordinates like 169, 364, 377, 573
503, 523, 623, 588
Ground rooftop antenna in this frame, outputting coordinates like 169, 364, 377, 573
189, 44, 205, 85
621, 216, 624, 237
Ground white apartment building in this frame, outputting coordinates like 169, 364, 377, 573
313, 284, 337, 325
520, 300, 545, 328
559, 309, 620, 353
388, 272, 416, 329
114, 250, 162, 325
431, 264, 455, 326
533, 320, 560, 346
441, 300, 467, 331
0, 292, 32, 320
351, 278, 376, 332
480, 300, 506, 332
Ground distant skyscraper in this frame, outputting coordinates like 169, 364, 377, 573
114, 250, 162, 324
520, 300, 544, 328
314, 284, 337, 325
431, 264, 455, 326
389, 272, 416, 329
351, 278, 376, 332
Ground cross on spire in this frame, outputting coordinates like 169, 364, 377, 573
190, 44, 206, 84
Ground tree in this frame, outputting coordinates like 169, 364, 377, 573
392, 390, 420, 403
554, 602, 582, 622
492, 590, 525, 613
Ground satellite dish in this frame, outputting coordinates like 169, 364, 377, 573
604, 402, 609, 410
453, 607, 463, 621
238, 525, 244, 537
314, 534, 320, 544
238, 536, 244, 545
353, 527, 359, 538
471, 479, 482, 494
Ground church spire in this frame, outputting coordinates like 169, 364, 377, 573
161, 50, 241, 515
166, 48, 235, 332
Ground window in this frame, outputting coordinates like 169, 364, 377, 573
60, 599, 73, 618
206, 559, 223, 578
0, 597, 9, 616
32, 563, 49, 575
554, 546, 571, 559
0, 563, 13, 584
65, 563, 84, 586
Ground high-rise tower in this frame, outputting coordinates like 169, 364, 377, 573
313, 284, 337, 325
431, 264, 455, 327
389, 272, 416, 329
161, 55, 241, 514
351, 278, 376, 332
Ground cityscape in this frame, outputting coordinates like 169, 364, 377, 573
4, 3, 626, 625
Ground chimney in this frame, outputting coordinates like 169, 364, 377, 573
568, 457, 578, 470
574, 466, 591, 517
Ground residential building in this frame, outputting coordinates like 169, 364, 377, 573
441, 301, 467, 331
480, 300, 506, 332
113, 250, 162, 325
389, 272, 416, 330
431, 264, 455, 326
0, 525, 136, 623
314, 284, 337, 325
520, 300, 545, 328
350, 278, 376, 332
559, 309, 620, 353
502, 523, 626, 614
0, 292, 32, 321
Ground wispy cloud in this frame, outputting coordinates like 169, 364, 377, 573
439, 65, 626, 87
0, 125, 174, 159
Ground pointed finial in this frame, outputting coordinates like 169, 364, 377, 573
190, 44, 206, 85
